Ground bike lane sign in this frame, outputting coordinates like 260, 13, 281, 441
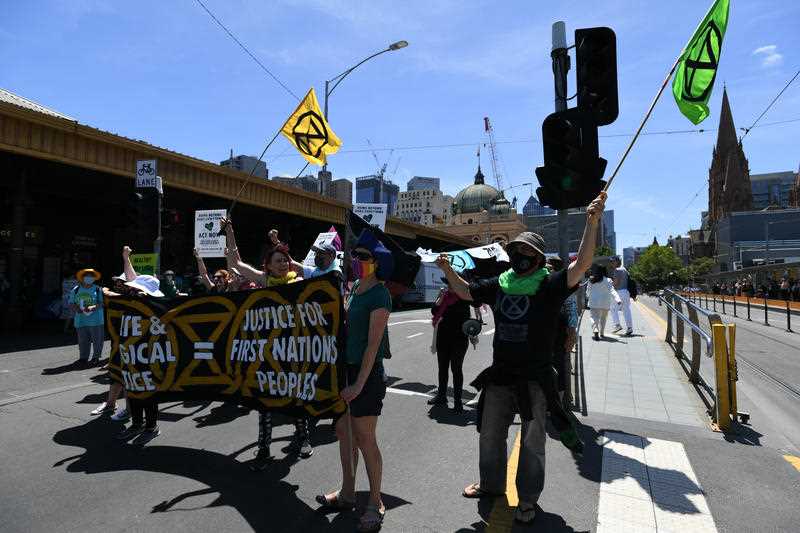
136, 159, 162, 194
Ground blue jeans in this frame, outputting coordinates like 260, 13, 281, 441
76, 324, 105, 360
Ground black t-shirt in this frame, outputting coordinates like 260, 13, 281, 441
437, 298, 472, 336
469, 269, 576, 378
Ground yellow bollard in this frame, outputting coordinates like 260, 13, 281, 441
726, 324, 738, 421
712, 324, 731, 432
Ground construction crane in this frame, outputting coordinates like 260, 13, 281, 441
483, 117, 505, 192
365, 139, 393, 180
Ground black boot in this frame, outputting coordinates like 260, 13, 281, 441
292, 418, 313, 458
250, 412, 273, 471
427, 393, 447, 405
452, 392, 463, 413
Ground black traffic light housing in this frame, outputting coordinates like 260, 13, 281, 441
535, 108, 607, 210
575, 27, 618, 126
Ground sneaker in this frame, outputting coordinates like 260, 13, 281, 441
90, 402, 112, 416
134, 426, 161, 445
115, 425, 144, 441
611, 325, 623, 333
625, 329, 634, 336
514, 503, 537, 523
249, 449, 273, 471
593, 332, 599, 341
427, 395, 447, 406
298, 437, 313, 458
111, 408, 130, 422
452, 402, 464, 413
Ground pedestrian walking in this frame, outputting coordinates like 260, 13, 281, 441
317, 229, 393, 532
70, 268, 105, 366
609, 256, 634, 336
586, 265, 620, 340
438, 192, 606, 524
60, 268, 78, 333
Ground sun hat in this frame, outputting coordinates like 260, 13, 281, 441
124, 275, 164, 297
354, 230, 394, 281
76, 268, 102, 282
507, 232, 546, 257
312, 243, 337, 255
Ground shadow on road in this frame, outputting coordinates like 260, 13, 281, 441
52, 417, 409, 532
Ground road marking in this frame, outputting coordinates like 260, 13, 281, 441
596, 431, 717, 533
0, 381, 98, 407
485, 431, 521, 532
406, 332, 424, 339
784, 455, 800, 473
636, 300, 668, 336
386, 387, 432, 398
482, 328, 495, 336
388, 319, 431, 327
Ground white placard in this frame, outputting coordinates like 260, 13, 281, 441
135, 160, 162, 194
302, 231, 339, 267
353, 203, 388, 231
464, 242, 509, 262
195, 209, 227, 258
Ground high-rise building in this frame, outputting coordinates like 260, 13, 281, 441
329, 178, 352, 204
317, 170, 332, 196
602, 210, 617, 254
407, 176, 440, 191
668, 235, 692, 266
355, 175, 399, 214
219, 151, 267, 179
396, 189, 452, 226
272, 174, 320, 194
708, 88, 752, 224
750, 171, 796, 210
522, 195, 555, 216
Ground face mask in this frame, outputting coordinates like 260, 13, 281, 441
356, 259, 376, 280
314, 254, 330, 269
509, 252, 536, 275
83, 276, 96, 285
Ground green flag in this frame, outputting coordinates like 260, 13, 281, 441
672, 0, 730, 124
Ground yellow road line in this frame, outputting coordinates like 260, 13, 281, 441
636, 299, 668, 336
485, 431, 521, 532
784, 454, 800, 473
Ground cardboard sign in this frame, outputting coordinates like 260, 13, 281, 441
302, 231, 338, 267
130, 253, 158, 276
195, 210, 227, 258
107, 273, 346, 418
353, 203, 387, 231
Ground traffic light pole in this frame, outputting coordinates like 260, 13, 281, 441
154, 189, 163, 277
552, 21, 570, 263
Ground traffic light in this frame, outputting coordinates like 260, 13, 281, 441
575, 27, 618, 126
535, 107, 607, 210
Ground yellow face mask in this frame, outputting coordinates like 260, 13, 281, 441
357, 260, 376, 280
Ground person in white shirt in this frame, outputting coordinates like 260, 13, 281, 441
609, 256, 634, 336
586, 266, 620, 340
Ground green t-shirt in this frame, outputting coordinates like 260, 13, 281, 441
345, 281, 392, 365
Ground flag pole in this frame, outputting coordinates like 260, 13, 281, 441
603, 53, 682, 192
604, 0, 722, 192
227, 128, 282, 213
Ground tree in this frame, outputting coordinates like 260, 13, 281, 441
629, 245, 686, 291
594, 244, 614, 257
688, 257, 714, 277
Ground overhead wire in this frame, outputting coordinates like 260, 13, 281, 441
740, 69, 800, 139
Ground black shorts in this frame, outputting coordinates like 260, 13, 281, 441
345, 363, 386, 418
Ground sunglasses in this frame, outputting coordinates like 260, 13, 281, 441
351, 250, 373, 261
213, 276, 225, 281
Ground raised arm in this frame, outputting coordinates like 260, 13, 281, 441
122, 246, 137, 282
435, 255, 473, 301
220, 217, 241, 264
567, 192, 606, 288
194, 248, 214, 290
225, 247, 264, 284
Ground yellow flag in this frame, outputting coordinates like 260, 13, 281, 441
280, 88, 342, 166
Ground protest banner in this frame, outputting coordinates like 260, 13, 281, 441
106, 273, 346, 418
195, 209, 227, 258
130, 253, 158, 276
353, 203, 388, 231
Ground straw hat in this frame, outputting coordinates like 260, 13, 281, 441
76, 268, 102, 282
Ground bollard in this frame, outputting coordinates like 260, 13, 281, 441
764, 296, 769, 326
746, 297, 751, 321
787, 300, 793, 333
726, 324, 738, 423
722, 295, 726, 315
713, 296, 717, 312
712, 324, 731, 432
705, 294, 709, 309
733, 295, 737, 318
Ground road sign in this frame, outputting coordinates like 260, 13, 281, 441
135, 160, 162, 194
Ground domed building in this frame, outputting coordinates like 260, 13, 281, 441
443, 165, 526, 244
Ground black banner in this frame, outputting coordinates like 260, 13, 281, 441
107, 273, 346, 418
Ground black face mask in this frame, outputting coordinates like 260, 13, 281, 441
510, 252, 537, 274
314, 254, 330, 269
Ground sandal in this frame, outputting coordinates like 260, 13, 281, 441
315, 491, 355, 511
357, 504, 385, 532
462, 482, 504, 499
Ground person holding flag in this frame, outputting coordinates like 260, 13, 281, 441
437, 192, 606, 524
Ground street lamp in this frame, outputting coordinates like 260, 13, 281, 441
321, 40, 409, 192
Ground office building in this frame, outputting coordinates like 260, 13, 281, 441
219, 151, 267, 180
272, 174, 320, 195
602, 210, 617, 254
317, 170, 332, 196
750, 171, 796, 210
396, 189, 452, 226
715, 208, 800, 271
355, 175, 399, 215
522, 195, 555, 216
407, 176, 440, 191
668, 235, 692, 266
329, 178, 352, 205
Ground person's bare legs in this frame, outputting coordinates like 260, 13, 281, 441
353, 415, 383, 511
107, 382, 123, 408
323, 414, 359, 503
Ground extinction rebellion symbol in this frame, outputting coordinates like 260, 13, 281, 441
681, 20, 721, 103
292, 111, 329, 158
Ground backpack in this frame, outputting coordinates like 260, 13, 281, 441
628, 276, 638, 299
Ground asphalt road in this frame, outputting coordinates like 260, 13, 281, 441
1, 307, 799, 532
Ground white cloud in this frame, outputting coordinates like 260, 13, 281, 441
752, 44, 783, 67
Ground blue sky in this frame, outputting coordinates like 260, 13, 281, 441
2, 0, 798, 253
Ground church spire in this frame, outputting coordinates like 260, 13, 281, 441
474, 164, 485, 185
715, 87, 739, 155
